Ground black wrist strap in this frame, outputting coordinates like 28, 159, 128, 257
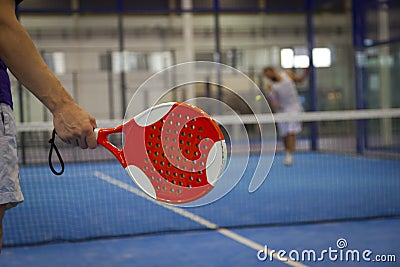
48, 129, 65, 175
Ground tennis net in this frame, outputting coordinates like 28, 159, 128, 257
3, 108, 400, 247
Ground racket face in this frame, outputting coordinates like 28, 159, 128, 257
122, 102, 226, 203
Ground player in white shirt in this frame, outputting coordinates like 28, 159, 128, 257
263, 66, 309, 165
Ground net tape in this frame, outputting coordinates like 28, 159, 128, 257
16, 108, 400, 132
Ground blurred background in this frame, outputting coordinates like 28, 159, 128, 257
13, 0, 399, 121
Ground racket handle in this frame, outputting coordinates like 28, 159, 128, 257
94, 126, 127, 168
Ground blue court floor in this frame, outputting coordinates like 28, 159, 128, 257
1, 217, 399, 267
1, 153, 399, 266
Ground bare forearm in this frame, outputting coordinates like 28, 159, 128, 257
0, 3, 74, 113
297, 69, 309, 83
267, 90, 281, 111
0, 0, 97, 149
286, 68, 309, 83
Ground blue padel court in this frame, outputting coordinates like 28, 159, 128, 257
1, 153, 399, 267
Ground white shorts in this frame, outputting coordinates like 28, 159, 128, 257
0, 103, 24, 209
277, 121, 302, 137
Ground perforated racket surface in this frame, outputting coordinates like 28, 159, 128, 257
95, 102, 226, 203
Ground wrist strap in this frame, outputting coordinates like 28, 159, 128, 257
48, 129, 65, 175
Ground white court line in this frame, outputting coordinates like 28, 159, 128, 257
93, 171, 307, 267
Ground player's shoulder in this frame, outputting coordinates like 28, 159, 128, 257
0, 0, 21, 5
0, 0, 21, 18
283, 69, 295, 75
283, 70, 296, 80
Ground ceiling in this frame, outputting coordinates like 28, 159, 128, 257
18, 0, 348, 13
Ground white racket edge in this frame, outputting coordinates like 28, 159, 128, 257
97, 102, 227, 201
206, 140, 227, 186
125, 140, 227, 201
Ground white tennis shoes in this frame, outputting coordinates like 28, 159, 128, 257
284, 152, 293, 166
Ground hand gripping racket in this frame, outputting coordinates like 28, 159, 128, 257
94, 102, 227, 204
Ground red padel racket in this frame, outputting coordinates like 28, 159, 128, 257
94, 102, 227, 204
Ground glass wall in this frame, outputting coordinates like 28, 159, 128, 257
12, 1, 354, 122
365, 43, 400, 109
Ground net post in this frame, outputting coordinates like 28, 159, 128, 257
17, 82, 27, 165
213, 0, 223, 114
106, 50, 115, 120
306, 0, 318, 151
117, 0, 127, 119
15, 4, 26, 164
352, 0, 367, 154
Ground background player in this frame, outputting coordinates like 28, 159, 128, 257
263, 66, 309, 165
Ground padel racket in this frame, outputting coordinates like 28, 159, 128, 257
94, 102, 227, 204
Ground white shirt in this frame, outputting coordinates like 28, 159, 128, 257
271, 72, 303, 113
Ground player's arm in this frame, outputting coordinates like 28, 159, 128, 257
285, 67, 310, 83
0, 0, 97, 149
265, 84, 281, 111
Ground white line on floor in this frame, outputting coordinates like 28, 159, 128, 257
93, 171, 307, 267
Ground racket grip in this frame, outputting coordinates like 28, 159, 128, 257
94, 126, 127, 168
